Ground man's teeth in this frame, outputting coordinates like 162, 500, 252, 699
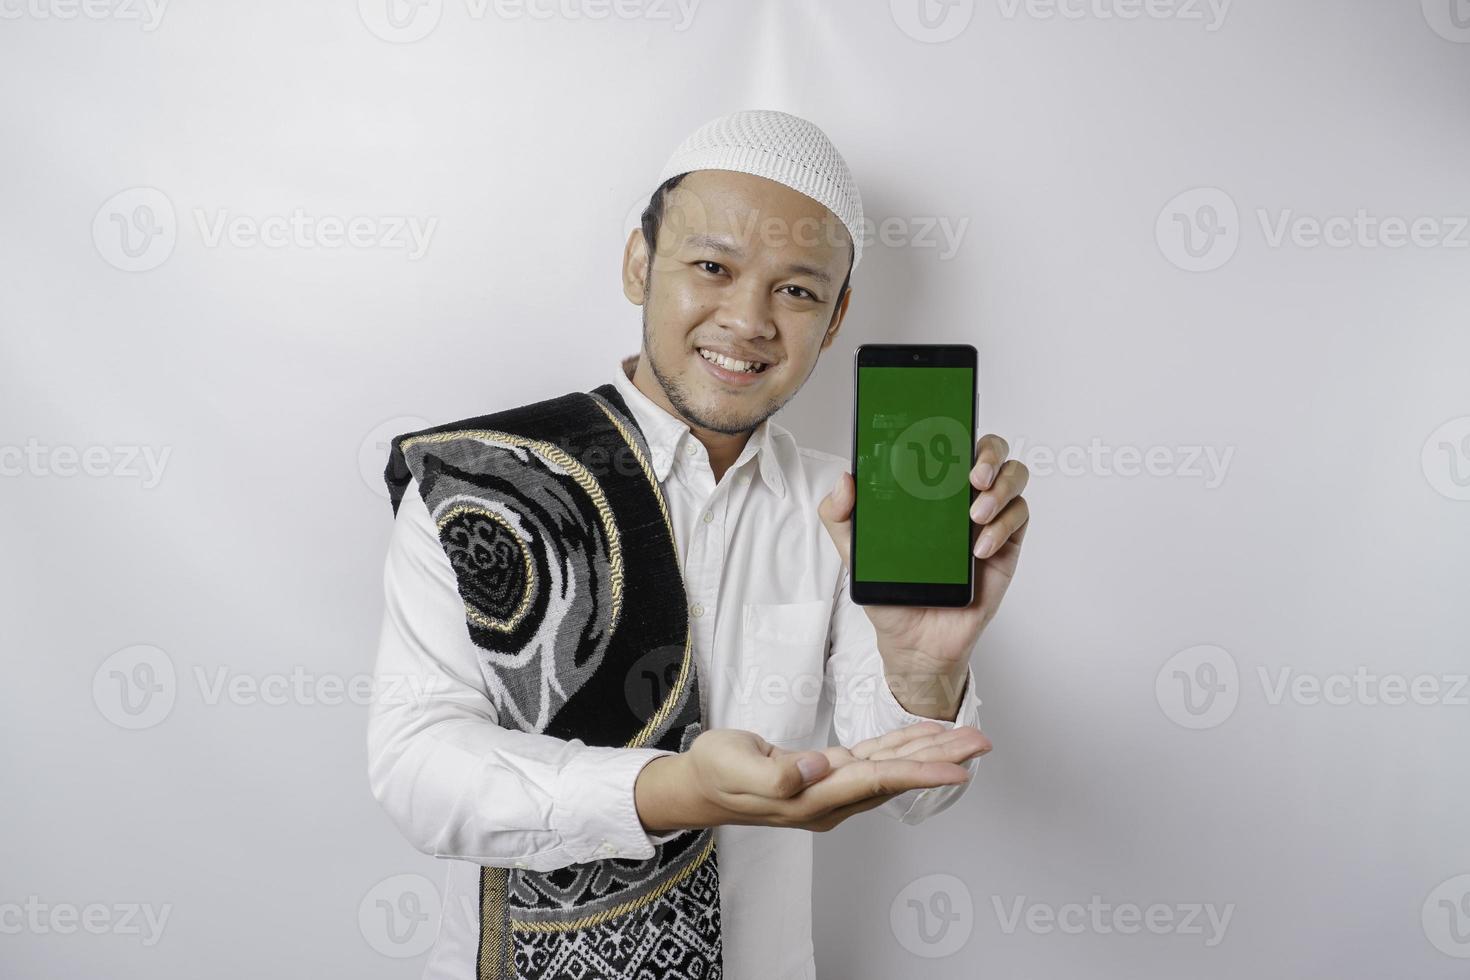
699, 348, 765, 373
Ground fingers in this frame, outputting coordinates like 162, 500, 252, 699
974, 495, 1030, 560
822, 745, 863, 769
864, 727, 992, 764
793, 757, 971, 816
970, 458, 1029, 525
970, 434, 1011, 491
772, 744, 859, 771
968, 436, 1030, 562
846, 721, 949, 761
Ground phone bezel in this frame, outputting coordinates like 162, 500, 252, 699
849, 343, 978, 607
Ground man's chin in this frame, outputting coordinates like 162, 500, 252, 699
648, 353, 774, 434
687, 410, 759, 436
677, 393, 766, 436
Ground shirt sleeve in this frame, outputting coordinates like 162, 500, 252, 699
825, 563, 985, 825
366, 476, 680, 871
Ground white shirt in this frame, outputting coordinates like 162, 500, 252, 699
368, 353, 984, 980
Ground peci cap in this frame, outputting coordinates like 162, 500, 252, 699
653, 108, 865, 271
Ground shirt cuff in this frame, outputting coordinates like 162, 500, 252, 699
552, 745, 680, 863
880, 667, 985, 823
873, 665, 983, 731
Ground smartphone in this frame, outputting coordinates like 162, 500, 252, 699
850, 344, 978, 607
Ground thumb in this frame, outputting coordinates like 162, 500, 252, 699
795, 751, 830, 784
776, 748, 832, 791
736, 739, 832, 798
817, 470, 854, 569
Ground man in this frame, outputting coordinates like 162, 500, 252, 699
369, 109, 1031, 980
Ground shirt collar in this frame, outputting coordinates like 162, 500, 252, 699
613, 353, 785, 498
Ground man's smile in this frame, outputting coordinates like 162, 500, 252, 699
695, 345, 771, 386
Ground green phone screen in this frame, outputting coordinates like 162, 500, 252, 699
854, 365, 974, 584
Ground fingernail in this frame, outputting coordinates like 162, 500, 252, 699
797, 756, 824, 781
974, 463, 995, 489
971, 497, 996, 523
974, 531, 994, 557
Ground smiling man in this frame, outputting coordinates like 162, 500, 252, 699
370, 109, 1031, 980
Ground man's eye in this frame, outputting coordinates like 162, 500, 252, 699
783, 285, 817, 301
696, 260, 725, 275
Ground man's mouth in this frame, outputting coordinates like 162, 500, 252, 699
696, 347, 769, 375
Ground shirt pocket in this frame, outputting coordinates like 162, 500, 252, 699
736, 598, 834, 744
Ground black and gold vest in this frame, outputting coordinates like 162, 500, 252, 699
384, 383, 722, 980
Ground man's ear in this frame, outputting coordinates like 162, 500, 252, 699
821, 286, 853, 349
622, 228, 649, 305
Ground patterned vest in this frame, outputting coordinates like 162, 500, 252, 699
383, 383, 723, 980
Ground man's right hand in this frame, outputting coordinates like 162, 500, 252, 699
635, 722, 991, 835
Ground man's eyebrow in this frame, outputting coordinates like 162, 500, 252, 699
782, 263, 832, 285
682, 235, 833, 284
683, 234, 745, 257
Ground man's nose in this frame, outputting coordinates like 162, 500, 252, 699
715, 278, 776, 340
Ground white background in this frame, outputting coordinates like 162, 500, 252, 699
3, 1, 1468, 977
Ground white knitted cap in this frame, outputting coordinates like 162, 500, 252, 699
653, 108, 865, 271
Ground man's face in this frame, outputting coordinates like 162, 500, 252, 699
622, 169, 853, 436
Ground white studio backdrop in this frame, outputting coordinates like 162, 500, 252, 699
2, 1, 1468, 977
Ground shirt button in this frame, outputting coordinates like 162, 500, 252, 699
690, 602, 704, 618
702, 510, 713, 524
686, 443, 697, 456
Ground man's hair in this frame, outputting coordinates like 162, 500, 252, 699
639, 173, 853, 314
